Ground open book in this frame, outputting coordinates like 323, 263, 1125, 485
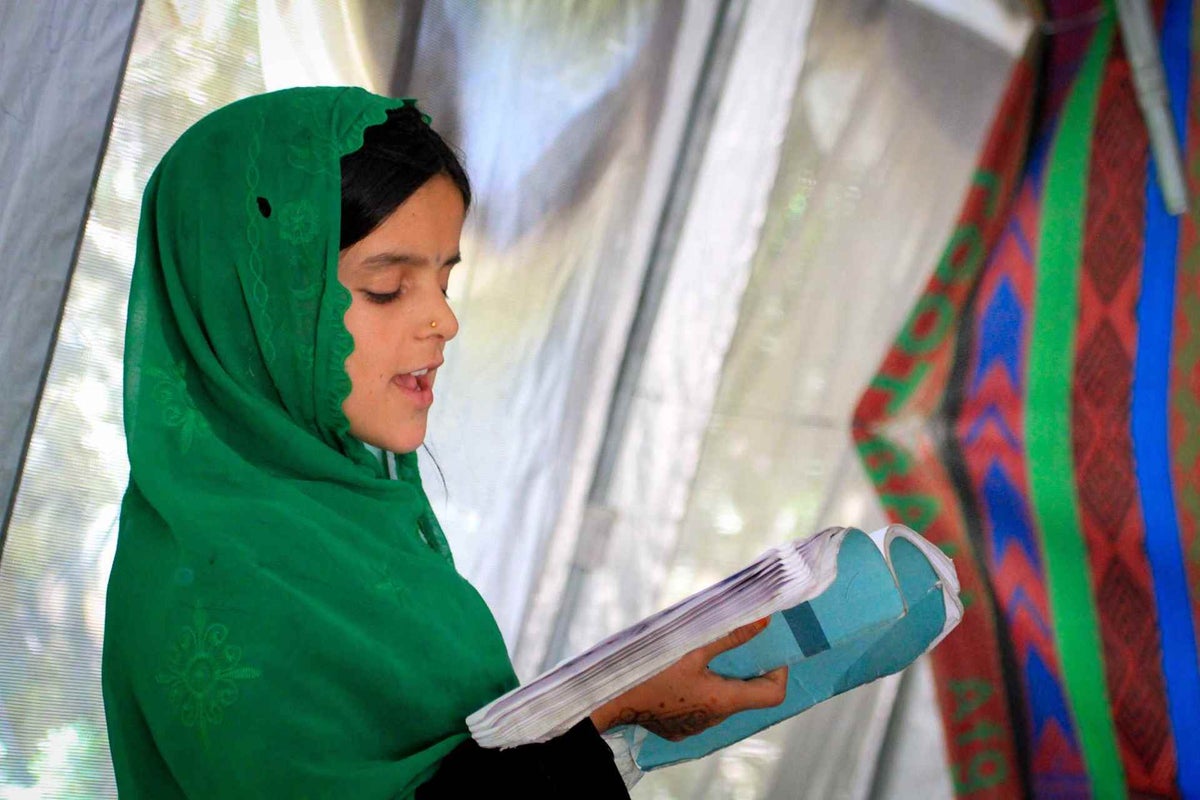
468, 524, 961, 770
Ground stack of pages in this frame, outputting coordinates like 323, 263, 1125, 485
469, 524, 962, 770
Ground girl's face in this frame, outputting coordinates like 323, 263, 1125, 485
337, 174, 463, 453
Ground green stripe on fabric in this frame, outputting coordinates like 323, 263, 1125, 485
1026, 12, 1127, 798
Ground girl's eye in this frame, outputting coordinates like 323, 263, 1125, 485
364, 289, 401, 304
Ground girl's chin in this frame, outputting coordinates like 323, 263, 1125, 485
380, 432, 426, 454
349, 423, 426, 455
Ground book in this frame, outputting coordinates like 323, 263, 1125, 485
468, 524, 961, 770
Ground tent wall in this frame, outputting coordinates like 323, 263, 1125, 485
526, 1, 1027, 796
0, 1, 141, 540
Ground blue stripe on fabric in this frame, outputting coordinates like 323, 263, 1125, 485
982, 460, 1040, 569
973, 275, 1025, 393
1134, 0, 1200, 793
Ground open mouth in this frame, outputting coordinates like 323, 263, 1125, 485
392, 366, 436, 406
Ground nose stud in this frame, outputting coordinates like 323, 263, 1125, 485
430, 320, 438, 329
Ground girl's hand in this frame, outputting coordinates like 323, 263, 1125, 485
588, 618, 788, 741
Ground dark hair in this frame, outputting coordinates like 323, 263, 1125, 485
339, 104, 471, 250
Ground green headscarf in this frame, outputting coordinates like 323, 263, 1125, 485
102, 87, 519, 799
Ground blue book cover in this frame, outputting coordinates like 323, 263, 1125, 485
620, 527, 957, 770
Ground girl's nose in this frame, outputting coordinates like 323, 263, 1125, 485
423, 294, 459, 341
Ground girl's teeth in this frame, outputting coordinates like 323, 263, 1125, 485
411, 368, 428, 377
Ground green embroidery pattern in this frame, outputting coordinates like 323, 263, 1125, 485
149, 361, 209, 453
245, 111, 276, 366
279, 200, 319, 246
286, 97, 340, 177
373, 560, 412, 600
156, 605, 261, 743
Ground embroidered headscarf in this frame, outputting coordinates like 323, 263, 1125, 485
102, 87, 518, 799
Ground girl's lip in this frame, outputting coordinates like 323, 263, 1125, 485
409, 359, 445, 375
392, 368, 436, 409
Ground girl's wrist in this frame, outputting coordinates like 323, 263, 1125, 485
590, 700, 619, 734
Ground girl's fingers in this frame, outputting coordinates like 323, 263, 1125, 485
699, 616, 772, 661
710, 665, 790, 714
742, 665, 789, 709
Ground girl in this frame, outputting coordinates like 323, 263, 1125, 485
102, 86, 787, 799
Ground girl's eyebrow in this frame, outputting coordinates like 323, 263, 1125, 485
359, 251, 462, 270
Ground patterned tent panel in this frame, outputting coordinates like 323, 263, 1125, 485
853, 1, 1200, 797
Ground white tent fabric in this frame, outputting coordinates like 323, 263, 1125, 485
256, 0, 408, 94
0, 0, 140, 532
0, 2, 1030, 797
525, 0, 820, 674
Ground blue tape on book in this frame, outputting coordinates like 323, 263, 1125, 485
782, 602, 830, 656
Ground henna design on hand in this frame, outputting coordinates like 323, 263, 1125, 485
611, 706, 726, 742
